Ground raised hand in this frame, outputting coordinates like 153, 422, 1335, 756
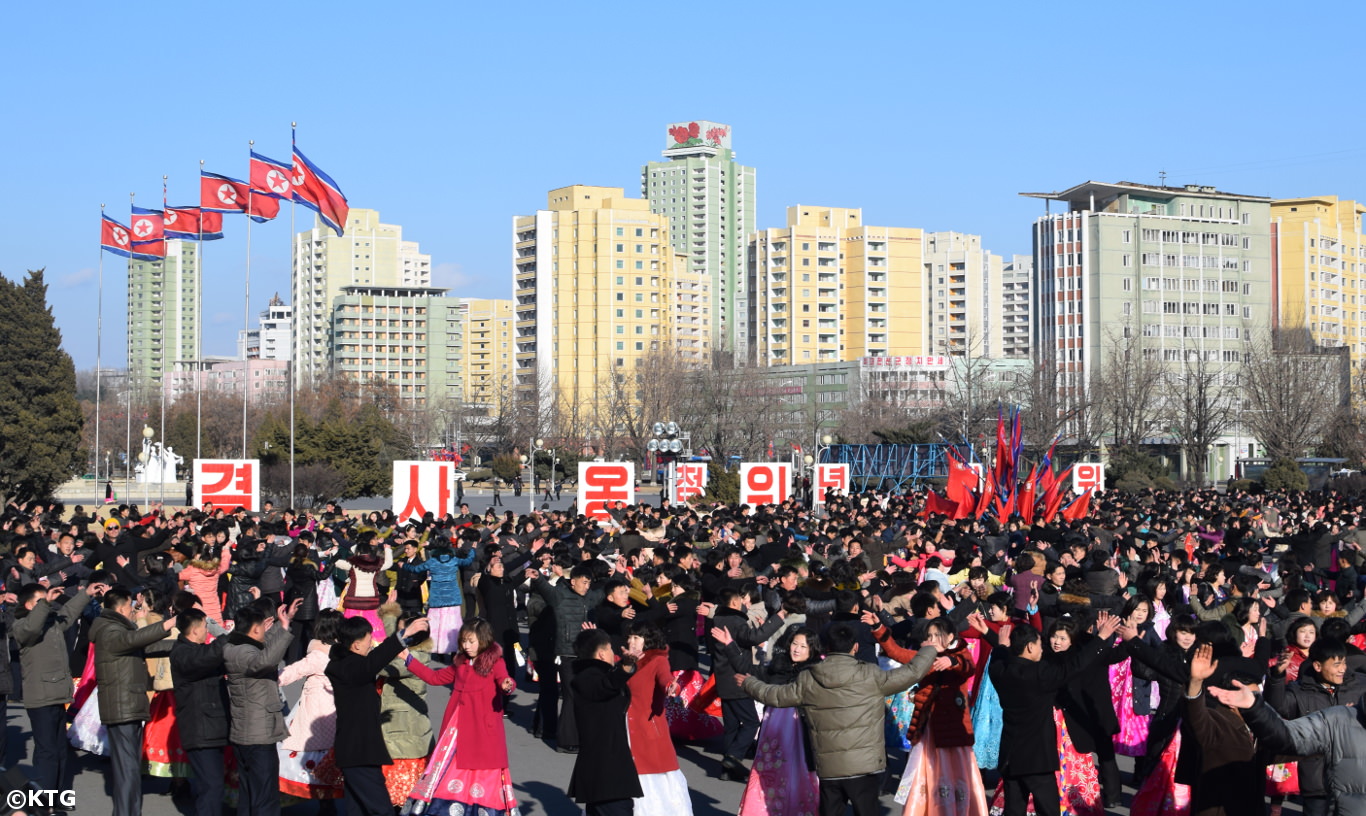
1208, 679, 1257, 710
860, 610, 879, 627
1095, 611, 1121, 640
997, 623, 1013, 649
1189, 643, 1218, 683
710, 626, 734, 646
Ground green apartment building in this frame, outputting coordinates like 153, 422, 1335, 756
127, 239, 198, 395
329, 285, 463, 406
643, 121, 755, 359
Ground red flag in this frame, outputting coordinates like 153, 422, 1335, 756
1019, 465, 1038, 525
921, 491, 957, 518
1060, 489, 1093, 523
999, 487, 1016, 521
249, 151, 294, 200
292, 143, 350, 237
200, 171, 280, 221
974, 474, 995, 519
130, 206, 164, 243
164, 206, 225, 240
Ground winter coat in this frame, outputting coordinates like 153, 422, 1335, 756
660, 595, 700, 672
1244, 694, 1366, 816
875, 627, 975, 747
224, 546, 269, 621
531, 577, 604, 657
742, 649, 937, 779
407, 645, 511, 769
474, 551, 532, 639
989, 639, 1108, 777
626, 649, 678, 774
710, 606, 785, 700
168, 638, 229, 749
278, 639, 335, 752
325, 633, 406, 768
1053, 636, 1127, 754
179, 552, 231, 625
376, 634, 432, 761
14, 591, 88, 707
1129, 636, 1196, 755
89, 609, 171, 725
402, 549, 476, 608
1264, 669, 1366, 798
223, 626, 293, 745
1179, 691, 1262, 816
284, 558, 330, 622
567, 659, 642, 804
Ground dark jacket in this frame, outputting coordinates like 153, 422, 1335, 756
1264, 667, 1366, 798
989, 638, 1108, 777
326, 634, 407, 767
709, 606, 785, 700
567, 659, 642, 804
89, 609, 172, 725
224, 543, 269, 621
284, 558, 331, 622
168, 638, 229, 749
1129, 635, 1196, 755
660, 595, 700, 672
1179, 691, 1263, 816
14, 590, 89, 707
531, 578, 604, 657
1053, 636, 1127, 754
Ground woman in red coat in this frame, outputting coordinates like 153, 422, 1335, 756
403, 618, 519, 816
625, 623, 693, 816
875, 616, 988, 816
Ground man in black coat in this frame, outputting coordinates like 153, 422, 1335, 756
709, 586, 787, 780
989, 612, 1123, 816
169, 608, 229, 816
326, 614, 429, 816
567, 629, 641, 816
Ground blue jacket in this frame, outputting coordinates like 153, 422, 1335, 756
401, 549, 476, 608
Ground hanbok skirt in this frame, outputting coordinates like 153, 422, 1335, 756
278, 747, 344, 800
668, 669, 722, 741
143, 689, 188, 777
1110, 658, 1150, 757
738, 707, 819, 816
1130, 726, 1190, 816
342, 606, 386, 641
971, 657, 1002, 771
69, 686, 107, 755
894, 727, 988, 816
427, 605, 464, 654
635, 769, 693, 816
989, 708, 1103, 816
404, 714, 519, 816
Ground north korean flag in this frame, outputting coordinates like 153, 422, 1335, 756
291, 146, 349, 237
164, 206, 225, 241
130, 206, 164, 243
101, 215, 136, 258
200, 171, 280, 222
249, 151, 293, 200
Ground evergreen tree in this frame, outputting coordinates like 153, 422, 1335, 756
0, 269, 84, 502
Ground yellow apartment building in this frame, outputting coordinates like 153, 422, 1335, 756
1272, 196, 1366, 361
460, 298, 514, 408
747, 206, 924, 365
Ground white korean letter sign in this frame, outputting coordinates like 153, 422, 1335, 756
1072, 463, 1106, 494
193, 459, 260, 511
814, 463, 851, 505
579, 462, 635, 521
392, 461, 455, 522
672, 462, 709, 504
740, 463, 791, 506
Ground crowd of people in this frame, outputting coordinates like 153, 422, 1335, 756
6, 481, 1366, 816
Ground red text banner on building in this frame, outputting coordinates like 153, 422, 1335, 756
814, 463, 851, 505
392, 461, 455, 522
579, 462, 635, 521
672, 462, 709, 504
193, 459, 260, 511
1072, 463, 1106, 494
740, 463, 791, 506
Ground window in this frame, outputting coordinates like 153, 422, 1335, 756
616, 292, 624, 301
1122, 278, 1132, 291
1123, 254, 1132, 267
635, 261, 643, 269
615, 260, 624, 269
615, 227, 623, 236
1122, 302, 1132, 316
1122, 229, 1132, 243
615, 309, 623, 318
615, 244, 624, 252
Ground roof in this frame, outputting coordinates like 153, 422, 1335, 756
1021, 180, 1271, 206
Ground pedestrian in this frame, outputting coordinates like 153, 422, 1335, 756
732, 626, 821, 816
224, 599, 300, 816
283, 541, 330, 665
89, 585, 176, 816
1179, 642, 1265, 816
568, 628, 643, 816
737, 621, 938, 816
376, 608, 433, 805
404, 617, 520, 816
276, 609, 344, 805
325, 613, 430, 816
527, 562, 604, 752
168, 607, 229, 816
335, 540, 393, 640
400, 537, 477, 657
15, 581, 104, 801
710, 586, 789, 780
492, 479, 503, 507
624, 622, 692, 816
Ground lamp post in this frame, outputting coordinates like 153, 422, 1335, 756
648, 422, 686, 504
805, 434, 834, 512
529, 437, 545, 514
137, 425, 154, 508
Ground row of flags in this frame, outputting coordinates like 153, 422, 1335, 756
99, 130, 350, 260
922, 410, 1094, 524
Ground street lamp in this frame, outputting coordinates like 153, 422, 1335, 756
137, 425, 155, 508
648, 422, 687, 504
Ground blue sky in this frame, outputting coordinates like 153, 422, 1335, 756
6, 2, 1366, 370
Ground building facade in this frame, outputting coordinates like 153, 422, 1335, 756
238, 293, 292, 361
460, 298, 515, 408
922, 232, 1004, 358
329, 285, 462, 406
127, 239, 198, 393
1000, 255, 1033, 358
163, 357, 289, 405
1271, 196, 1366, 361
513, 185, 686, 413
747, 206, 925, 366
293, 208, 431, 386
643, 121, 755, 358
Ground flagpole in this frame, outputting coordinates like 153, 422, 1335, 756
243, 140, 253, 459
96, 204, 105, 496
126, 192, 135, 505
160, 175, 168, 508
289, 123, 297, 510
197, 160, 205, 463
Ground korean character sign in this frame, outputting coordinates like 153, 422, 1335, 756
579, 462, 635, 521
672, 462, 709, 504
193, 459, 260, 511
740, 463, 791, 506
1072, 463, 1106, 494
814, 463, 851, 506
392, 461, 455, 523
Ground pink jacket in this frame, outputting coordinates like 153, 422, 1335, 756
179, 550, 232, 625
279, 639, 336, 751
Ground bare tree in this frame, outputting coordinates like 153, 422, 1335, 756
1094, 327, 1164, 449
1241, 327, 1348, 461
1164, 354, 1237, 486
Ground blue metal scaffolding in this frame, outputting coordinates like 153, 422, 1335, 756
820, 444, 958, 493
